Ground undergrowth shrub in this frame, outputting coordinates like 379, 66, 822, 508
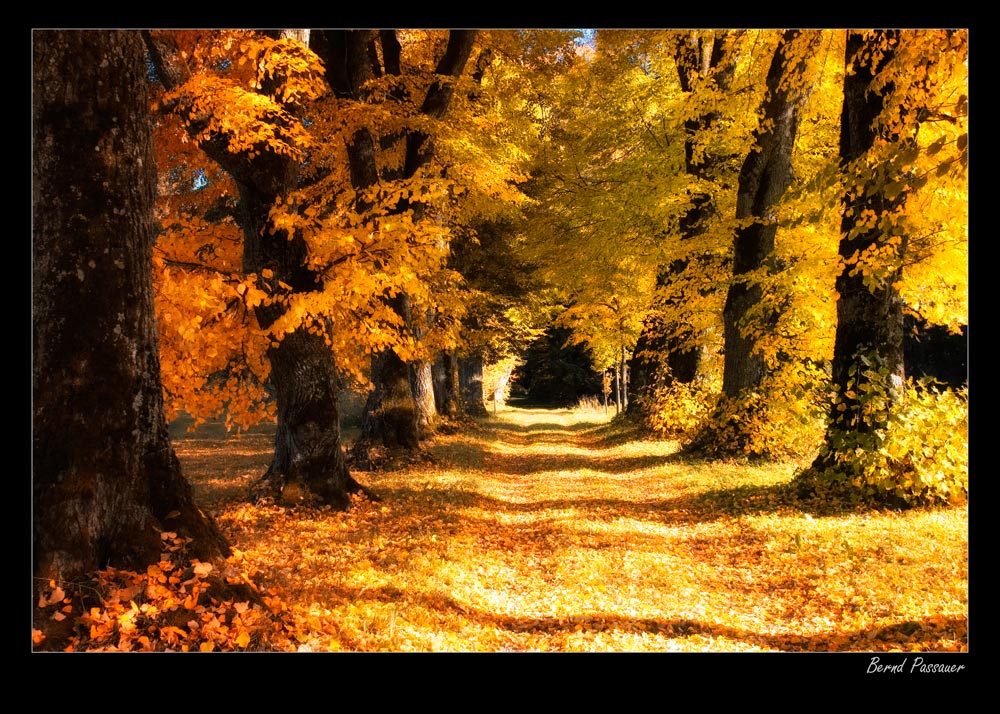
795, 369, 968, 507
639, 375, 719, 442
690, 361, 828, 460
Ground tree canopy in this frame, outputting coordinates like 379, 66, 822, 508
33, 28, 968, 651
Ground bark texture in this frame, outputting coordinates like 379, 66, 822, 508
33, 30, 229, 586
721, 30, 818, 398
459, 353, 489, 417
411, 359, 438, 432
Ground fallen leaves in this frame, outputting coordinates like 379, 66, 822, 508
36, 407, 967, 652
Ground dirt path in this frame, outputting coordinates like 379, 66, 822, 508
172, 406, 968, 653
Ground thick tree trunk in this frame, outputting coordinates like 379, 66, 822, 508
808, 31, 909, 479
721, 30, 817, 399
32, 30, 229, 588
432, 355, 447, 414
145, 30, 365, 508
356, 346, 421, 454
252, 329, 372, 507
459, 353, 489, 417
319, 30, 424, 455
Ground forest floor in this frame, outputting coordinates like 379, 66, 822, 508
171, 406, 968, 653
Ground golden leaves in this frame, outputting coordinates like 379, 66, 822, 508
33, 532, 300, 652
131, 407, 968, 652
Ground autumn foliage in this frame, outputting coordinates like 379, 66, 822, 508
33, 29, 967, 654
34, 409, 967, 652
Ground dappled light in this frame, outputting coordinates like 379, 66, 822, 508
32, 29, 967, 661
79, 407, 962, 653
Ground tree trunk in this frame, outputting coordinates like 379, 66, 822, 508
32, 30, 229, 589
721, 31, 818, 401
459, 353, 489, 417
145, 30, 365, 508
806, 31, 911, 482
411, 360, 438, 433
615, 360, 622, 415
356, 345, 421, 454
319, 30, 421, 455
441, 351, 461, 417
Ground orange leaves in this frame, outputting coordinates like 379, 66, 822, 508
168, 406, 967, 653
33, 532, 299, 653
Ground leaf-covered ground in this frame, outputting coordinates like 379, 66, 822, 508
169, 406, 967, 653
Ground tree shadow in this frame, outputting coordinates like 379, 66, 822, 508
321, 580, 967, 652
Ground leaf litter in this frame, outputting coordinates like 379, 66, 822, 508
37, 407, 966, 652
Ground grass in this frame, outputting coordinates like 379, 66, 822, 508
171, 405, 968, 653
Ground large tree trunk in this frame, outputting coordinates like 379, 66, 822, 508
238, 180, 369, 505
319, 30, 424, 457
459, 353, 489, 417
439, 351, 461, 417
32, 30, 229, 590
357, 326, 421, 454
721, 32, 818, 397
145, 30, 365, 507
805, 31, 911, 485
722, 31, 817, 400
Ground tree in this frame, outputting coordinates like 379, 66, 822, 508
797, 30, 968, 503
32, 31, 229, 596
693, 30, 821, 455
331, 29, 478, 459
145, 30, 373, 507
627, 30, 746, 412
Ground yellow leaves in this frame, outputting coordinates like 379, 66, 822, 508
253, 37, 328, 107
144, 406, 972, 652
163, 72, 313, 161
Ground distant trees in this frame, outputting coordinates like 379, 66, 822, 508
510, 326, 604, 406
33, 31, 229, 592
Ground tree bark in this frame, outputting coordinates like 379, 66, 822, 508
411, 359, 438, 433
32, 30, 229, 588
721, 30, 818, 399
357, 333, 421, 452
807, 31, 911, 480
459, 353, 489, 417
441, 350, 461, 417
